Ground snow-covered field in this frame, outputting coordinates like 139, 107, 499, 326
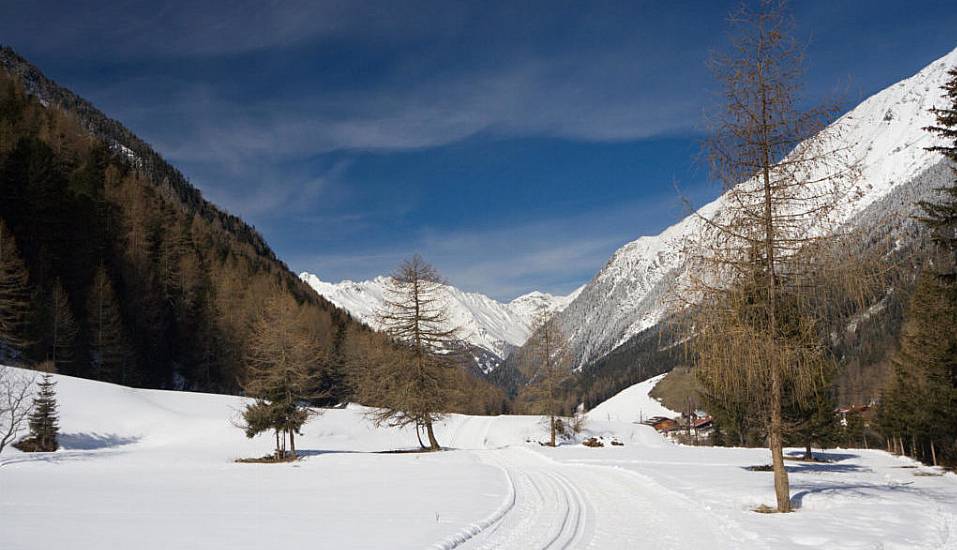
2, 367, 956, 549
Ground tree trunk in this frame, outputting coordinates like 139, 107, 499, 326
803, 440, 813, 461
289, 428, 296, 458
770, 365, 792, 512
415, 422, 426, 449
275, 430, 280, 458
931, 440, 938, 467
550, 415, 557, 447
425, 419, 440, 451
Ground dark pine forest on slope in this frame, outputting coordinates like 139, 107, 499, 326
0, 46, 507, 413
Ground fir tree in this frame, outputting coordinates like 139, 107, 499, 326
918, 66, 957, 271
879, 271, 957, 465
86, 265, 130, 384
48, 279, 78, 371
0, 219, 31, 362
785, 376, 840, 461
879, 62, 957, 467
26, 371, 58, 452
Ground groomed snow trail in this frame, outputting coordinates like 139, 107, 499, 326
448, 447, 742, 550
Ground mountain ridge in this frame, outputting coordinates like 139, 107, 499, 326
548, 45, 957, 371
300, 272, 582, 372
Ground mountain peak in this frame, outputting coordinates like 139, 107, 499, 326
548, 44, 957, 370
299, 272, 580, 372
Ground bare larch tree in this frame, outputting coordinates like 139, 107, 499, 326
365, 255, 459, 451
679, 0, 874, 513
241, 292, 324, 459
522, 305, 572, 447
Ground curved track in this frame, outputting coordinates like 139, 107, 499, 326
446, 447, 741, 550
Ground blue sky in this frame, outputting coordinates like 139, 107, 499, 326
2, 1, 955, 299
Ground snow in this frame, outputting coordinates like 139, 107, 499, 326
554, 45, 957, 369
0, 367, 507, 549
589, 372, 678, 422
3, 366, 956, 549
300, 272, 582, 371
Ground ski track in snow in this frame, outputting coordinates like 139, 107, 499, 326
440, 447, 744, 550
4, 367, 957, 550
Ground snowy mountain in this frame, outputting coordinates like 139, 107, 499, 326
552, 46, 957, 370
300, 272, 582, 371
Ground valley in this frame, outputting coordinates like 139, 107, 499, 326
2, 368, 954, 549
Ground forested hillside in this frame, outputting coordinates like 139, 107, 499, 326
572, 159, 950, 413
0, 47, 507, 415
0, 50, 355, 393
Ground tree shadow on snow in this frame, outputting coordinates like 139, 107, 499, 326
787, 461, 869, 474
294, 449, 364, 457
786, 450, 859, 462
59, 432, 141, 450
743, 462, 867, 474
789, 480, 933, 510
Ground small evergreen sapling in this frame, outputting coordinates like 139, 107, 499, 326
26, 370, 59, 452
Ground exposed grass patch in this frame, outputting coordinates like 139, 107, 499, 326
648, 366, 701, 412
753, 504, 793, 514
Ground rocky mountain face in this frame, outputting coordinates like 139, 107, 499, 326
547, 46, 957, 375
300, 273, 581, 373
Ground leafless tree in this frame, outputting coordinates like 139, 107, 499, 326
522, 306, 573, 447
0, 367, 33, 455
363, 255, 460, 451
241, 293, 324, 459
676, 0, 879, 513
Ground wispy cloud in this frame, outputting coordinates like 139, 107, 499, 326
2, 1, 715, 297
289, 192, 697, 300
89, 51, 702, 169
6, 1, 458, 58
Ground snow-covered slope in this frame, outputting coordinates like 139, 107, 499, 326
5, 366, 955, 550
300, 273, 581, 370
589, 373, 678, 422
554, 46, 957, 369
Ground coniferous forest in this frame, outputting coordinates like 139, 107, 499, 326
0, 48, 505, 414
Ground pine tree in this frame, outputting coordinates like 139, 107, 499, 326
918, 66, 957, 273
26, 370, 58, 452
0, 219, 31, 363
48, 279, 78, 371
879, 59, 957, 467
879, 271, 957, 465
87, 265, 130, 384
785, 375, 840, 461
